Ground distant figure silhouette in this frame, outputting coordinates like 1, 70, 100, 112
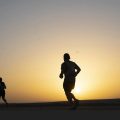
59, 53, 81, 109
0, 77, 8, 105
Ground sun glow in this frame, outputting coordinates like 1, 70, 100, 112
73, 87, 81, 94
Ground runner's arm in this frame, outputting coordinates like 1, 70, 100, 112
59, 63, 64, 79
3, 83, 6, 89
75, 63, 81, 76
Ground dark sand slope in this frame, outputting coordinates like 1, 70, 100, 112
0, 99, 120, 111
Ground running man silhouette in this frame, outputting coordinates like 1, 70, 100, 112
59, 53, 81, 109
0, 77, 8, 105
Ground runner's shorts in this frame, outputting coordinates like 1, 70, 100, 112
0, 90, 5, 97
63, 80, 75, 92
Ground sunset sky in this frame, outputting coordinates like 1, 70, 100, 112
0, 0, 120, 103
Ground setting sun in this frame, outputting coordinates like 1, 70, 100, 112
73, 87, 81, 94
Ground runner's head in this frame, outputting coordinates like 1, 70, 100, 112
63, 53, 70, 61
0, 77, 2, 82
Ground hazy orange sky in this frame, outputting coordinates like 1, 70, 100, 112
0, 0, 120, 103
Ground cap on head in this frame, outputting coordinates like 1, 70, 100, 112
64, 53, 70, 61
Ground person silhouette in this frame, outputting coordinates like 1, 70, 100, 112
59, 53, 81, 109
0, 77, 8, 105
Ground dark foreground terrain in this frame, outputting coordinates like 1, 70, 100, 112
0, 98, 120, 110
0, 99, 120, 120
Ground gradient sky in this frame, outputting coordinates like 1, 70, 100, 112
0, 0, 120, 103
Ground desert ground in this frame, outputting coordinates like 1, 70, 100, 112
0, 99, 120, 110
0, 99, 120, 120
